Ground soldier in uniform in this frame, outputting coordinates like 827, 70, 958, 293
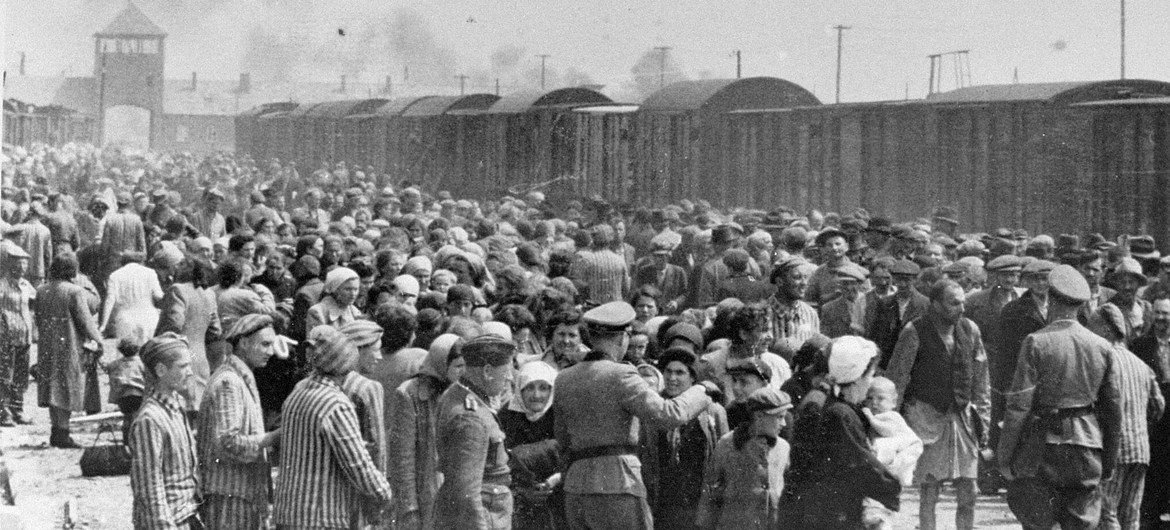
434, 334, 517, 529
998, 265, 1123, 529
554, 301, 714, 529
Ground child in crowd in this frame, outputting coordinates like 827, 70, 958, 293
862, 376, 924, 529
104, 338, 146, 444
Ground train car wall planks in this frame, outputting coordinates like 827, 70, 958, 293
234, 77, 1170, 238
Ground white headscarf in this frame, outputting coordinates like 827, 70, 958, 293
507, 361, 557, 422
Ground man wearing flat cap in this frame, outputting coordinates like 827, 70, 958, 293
693, 223, 761, 308
764, 256, 821, 352
435, 334, 516, 529
868, 259, 929, 368
197, 314, 280, 529
995, 259, 1057, 409
806, 227, 855, 308
820, 262, 869, 338
999, 265, 1122, 530
634, 238, 689, 313
5, 199, 52, 285
715, 248, 776, 304
555, 301, 714, 529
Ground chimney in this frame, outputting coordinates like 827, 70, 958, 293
190, 71, 197, 91
383, 75, 393, 95
237, 73, 251, 94
339, 74, 347, 93
19, 53, 25, 76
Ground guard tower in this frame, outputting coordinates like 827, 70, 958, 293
93, 3, 166, 147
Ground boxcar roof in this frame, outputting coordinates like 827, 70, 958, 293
1071, 96, 1170, 108
257, 110, 293, 122
238, 102, 299, 118
373, 96, 436, 116
402, 94, 501, 117
573, 104, 641, 114
304, 99, 390, 118
485, 87, 611, 114
926, 80, 1170, 105
640, 77, 821, 113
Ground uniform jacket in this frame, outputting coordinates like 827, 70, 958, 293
434, 381, 512, 530
553, 357, 711, 497
998, 319, 1123, 479
196, 354, 270, 504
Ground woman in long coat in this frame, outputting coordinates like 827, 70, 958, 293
155, 258, 222, 411
36, 253, 103, 448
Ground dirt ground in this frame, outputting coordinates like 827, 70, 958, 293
0, 343, 1023, 529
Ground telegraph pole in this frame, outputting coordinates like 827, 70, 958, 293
455, 74, 468, 95
833, 25, 850, 103
733, 50, 742, 78
1120, 0, 1126, 79
654, 46, 671, 89
536, 54, 551, 89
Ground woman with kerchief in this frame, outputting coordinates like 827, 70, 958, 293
401, 256, 433, 295
306, 267, 362, 331
500, 361, 563, 530
390, 334, 466, 530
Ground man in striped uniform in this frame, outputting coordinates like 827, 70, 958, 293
764, 256, 821, 352
339, 319, 389, 526
570, 224, 629, 304
1095, 305, 1165, 530
197, 314, 282, 529
274, 326, 392, 529
130, 333, 201, 529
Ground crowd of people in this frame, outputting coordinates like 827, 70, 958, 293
1, 141, 1168, 529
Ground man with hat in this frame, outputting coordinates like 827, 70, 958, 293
696, 386, 793, 530
339, 319, 390, 524
554, 301, 713, 529
868, 259, 929, 367
1101, 257, 1152, 345
998, 265, 1122, 530
634, 238, 689, 313
197, 314, 281, 529
650, 209, 683, 252
721, 357, 774, 431
42, 192, 80, 253
148, 188, 177, 232
292, 188, 332, 229
130, 333, 200, 529
820, 262, 869, 338
806, 227, 855, 308
571, 224, 629, 304
764, 256, 821, 352
995, 259, 1057, 393
715, 248, 776, 304
434, 334, 516, 528
189, 187, 226, 240
887, 279, 990, 530
932, 207, 960, 238
98, 190, 147, 286
694, 223, 760, 308
77, 194, 111, 247
1140, 255, 1170, 303
244, 189, 281, 233
861, 217, 895, 264
1129, 235, 1161, 275
5, 200, 52, 285
1060, 248, 1114, 315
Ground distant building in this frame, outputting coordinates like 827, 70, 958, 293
3, 2, 391, 154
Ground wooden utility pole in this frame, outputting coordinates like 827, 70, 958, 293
455, 74, 468, 95
833, 25, 850, 103
733, 50, 742, 78
1120, 0, 1126, 79
536, 54, 551, 89
654, 46, 671, 89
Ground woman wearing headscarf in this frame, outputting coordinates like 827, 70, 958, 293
155, 257, 222, 412
500, 361, 564, 530
0, 242, 34, 425
780, 336, 901, 529
642, 347, 728, 530
100, 250, 163, 347
389, 334, 465, 530
401, 256, 434, 295
36, 253, 103, 447
306, 267, 361, 331
339, 319, 389, 527
273, 326, 392, 529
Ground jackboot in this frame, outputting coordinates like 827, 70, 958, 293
49, 427, 81, 449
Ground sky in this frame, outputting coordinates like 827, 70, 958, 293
5, 0, 1170, 103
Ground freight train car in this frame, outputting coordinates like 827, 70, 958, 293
634, 77, 821, 206
235, 102, 297, 161
391, 94, 500, 192
571, 104, 640, 202
3, 99, 95, 147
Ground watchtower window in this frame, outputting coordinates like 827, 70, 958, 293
99, 38, 158, 54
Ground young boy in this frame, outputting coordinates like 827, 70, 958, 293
862, 376, 923, 530
724, 358, 773, 431
697, 387, 792, 530
105, 338, 146, 444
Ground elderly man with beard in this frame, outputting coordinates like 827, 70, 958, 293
197, 314, 281, 529
886, 280, 990, 530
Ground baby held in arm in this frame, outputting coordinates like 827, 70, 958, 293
864, 376, 923, 486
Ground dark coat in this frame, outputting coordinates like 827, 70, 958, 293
994, 291, 1048, 393
867, 289, 930, 368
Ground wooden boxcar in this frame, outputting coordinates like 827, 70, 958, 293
634, 77, 821, 207
3, 99, 95, 147
236, 102, 298, 160
481, 88, 612, 197
571, 104, 640, 203
256, 107, 298, 165
392, 94, 500, 192
300, 99, 387, 170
